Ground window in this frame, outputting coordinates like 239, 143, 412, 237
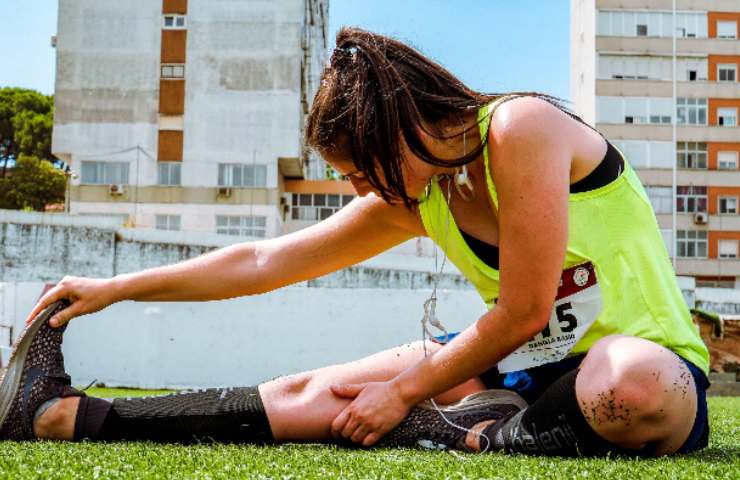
718, 64, 737, 82
80, 161, 130, 185
157, 162, 181, 186
290, 193, 354, 221
161, 64, 185, 79
677, 230, 707, 258
688, 70, 697, 81
677, 142, 707, 169
718, 108, 737, 127
718, 151, 739, 170
217, 164, 267, 187
719, 240, 738, 259
597, 10, 706, 38
719, 196, 738, 215
676, 186, 707, 213
215, 215, 267, 238
676, 97, 707, 125
696, 277, 735, 288
645, 186, 673, 214
155, 215, 181, 231
163, 14, 186, 29
717, 20, 737, 39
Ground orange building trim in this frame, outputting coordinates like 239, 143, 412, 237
708, 12, 740, 39
707, 55, 740, 82
708, 98, 740, 126
284, 180, 357, 195
708, 186, 740, 215
163, 0, 187, 14
161, 30, 187, 63
159, 80, 185, 114
708, 142, 740, 170
158, 130, 184, 162
708, 231, 740, 259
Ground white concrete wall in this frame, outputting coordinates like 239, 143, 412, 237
695, 287, 740, 315
53, 0, 161, 174
571, 0, 596, 124
0, 282, 485, 389
55, 0, 328, 234
0, 209, 477, 388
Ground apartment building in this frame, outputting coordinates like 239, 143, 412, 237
572, 0, 740, 288
52, 0, 342, 239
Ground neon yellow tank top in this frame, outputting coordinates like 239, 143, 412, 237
418, 96, 709, 374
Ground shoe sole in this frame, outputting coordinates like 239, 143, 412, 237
0, 302, 61, 430
418, 389, 528, 412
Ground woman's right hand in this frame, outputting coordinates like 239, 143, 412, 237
24, 276, 120, 328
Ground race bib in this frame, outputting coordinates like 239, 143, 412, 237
497, 262, 603, 373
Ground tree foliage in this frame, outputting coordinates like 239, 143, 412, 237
0, 154, 65, 211
0, 87, 54, 176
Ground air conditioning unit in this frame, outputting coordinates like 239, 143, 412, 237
217, 187, 232, 197
108, 184, 126, 195
694, 212, 708, 224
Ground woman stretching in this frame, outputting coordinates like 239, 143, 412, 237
0, 28, 709, 457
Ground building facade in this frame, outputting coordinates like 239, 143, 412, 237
52, 0, 341, 239
572, 0, 740, 288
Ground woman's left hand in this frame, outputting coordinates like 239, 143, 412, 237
330, 380, 412, 447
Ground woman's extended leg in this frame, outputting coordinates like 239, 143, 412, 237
34, 340, 486, 442
260, 340, 485, 441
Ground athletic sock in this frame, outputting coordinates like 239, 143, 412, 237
73, 396, 112, 440
73, 386, 273, 444
482, 369, 643, 457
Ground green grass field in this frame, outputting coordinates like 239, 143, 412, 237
0, 388, 737, 479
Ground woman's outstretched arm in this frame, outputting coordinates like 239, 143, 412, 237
27, 194, 422, 327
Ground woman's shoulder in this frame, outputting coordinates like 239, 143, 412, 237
484, 95, 576, 161
488, 95, 571, 145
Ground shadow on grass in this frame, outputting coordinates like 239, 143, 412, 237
686, 446, 740, 463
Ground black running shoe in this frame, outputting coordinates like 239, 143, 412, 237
380, 389, 528, 451
0, 300, 83, 440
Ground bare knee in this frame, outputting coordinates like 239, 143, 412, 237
580, 336, 665, 410
577, 335, 696, 451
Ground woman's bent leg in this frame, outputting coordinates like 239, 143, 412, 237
469, 334, 704, 457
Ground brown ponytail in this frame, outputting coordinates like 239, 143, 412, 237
305, 27, 579, 207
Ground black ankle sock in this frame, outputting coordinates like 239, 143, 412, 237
483, 369, 641, 457
73, 396, 113, 441
85, 386, 274, 444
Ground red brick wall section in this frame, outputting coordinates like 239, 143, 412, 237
158, 130, 184, 162
159, 80, 185, 115
163, 0, 187, 14
161, 30, 187, 64
284, 180, 356, 195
